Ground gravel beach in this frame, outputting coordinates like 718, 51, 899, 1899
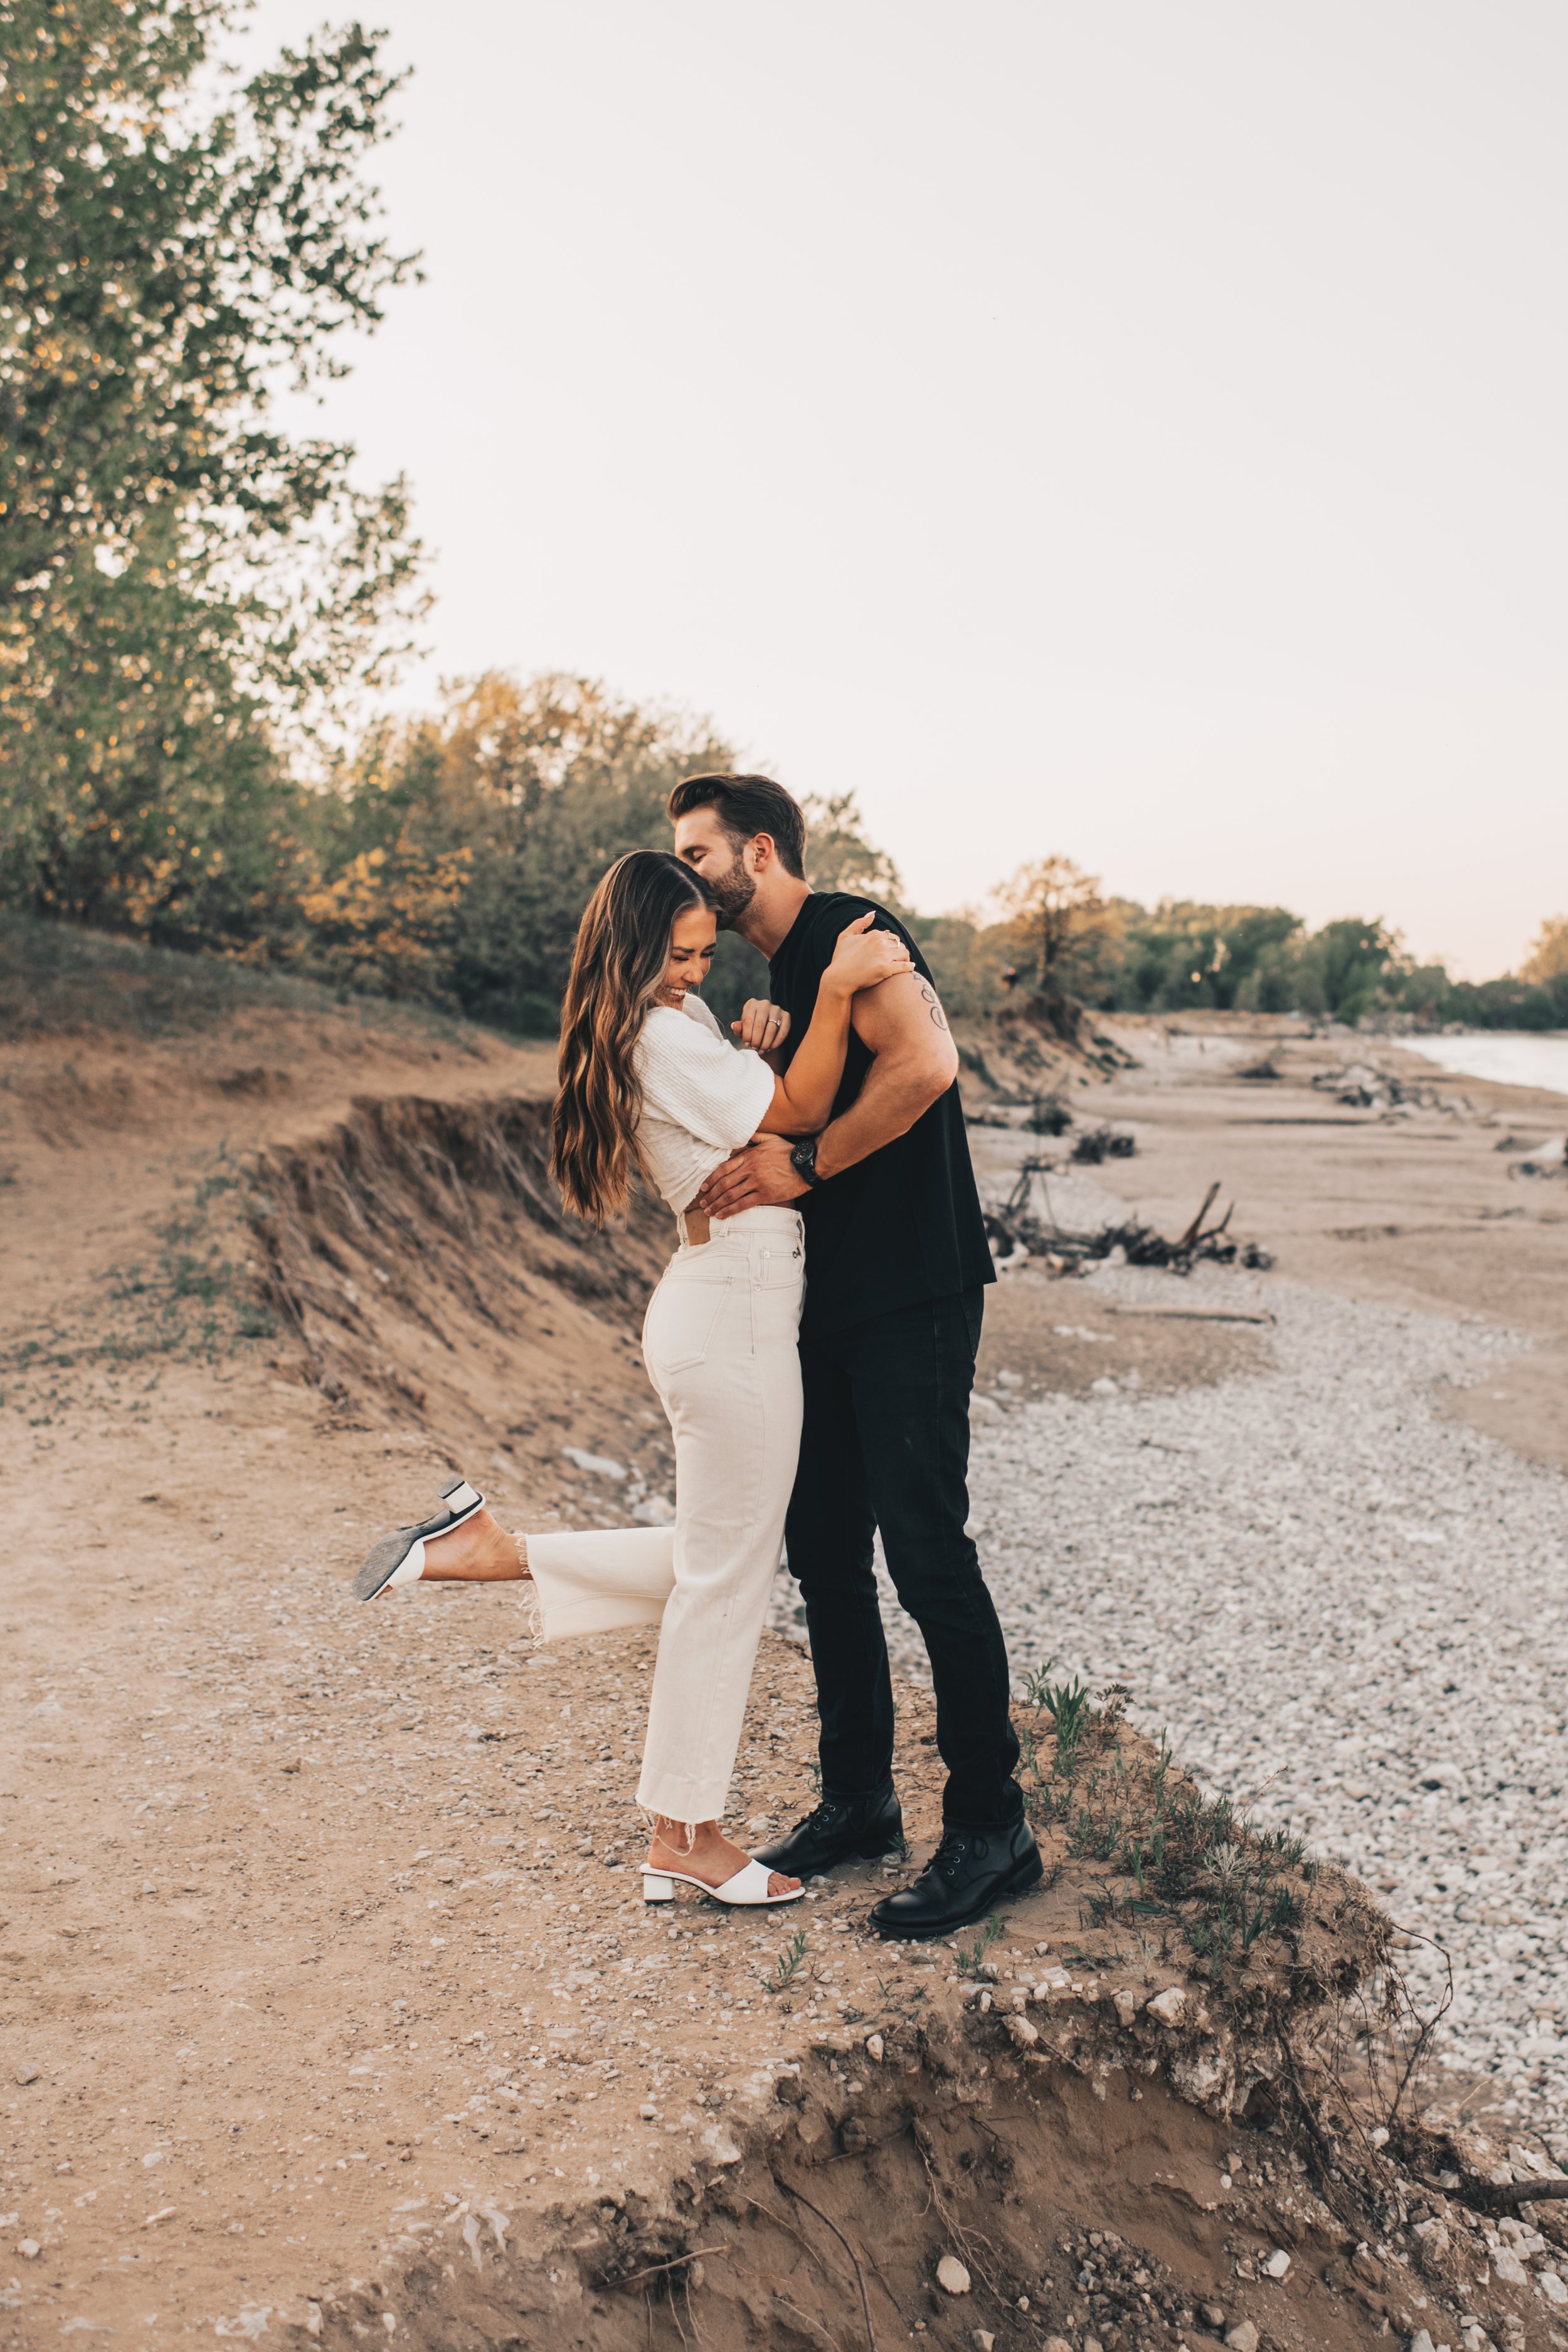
774, 1259, 1568, 2139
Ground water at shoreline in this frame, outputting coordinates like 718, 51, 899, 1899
1401, 1029, 1568, 1100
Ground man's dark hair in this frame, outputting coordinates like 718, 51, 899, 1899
667, 773, 807, 880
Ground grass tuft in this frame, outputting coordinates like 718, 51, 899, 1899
763, 1928, 808, 1994
1014, 1655, 1322, 1986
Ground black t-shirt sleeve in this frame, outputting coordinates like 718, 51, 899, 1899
786, 894, 914, 993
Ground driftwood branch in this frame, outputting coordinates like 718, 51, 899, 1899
1175, 1181, 1222, 1253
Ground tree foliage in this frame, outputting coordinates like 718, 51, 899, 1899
0, 0, 424, 944
305, 671, 761, 1027
994, 856, 1115, 1000
1522, 916, 1568, 987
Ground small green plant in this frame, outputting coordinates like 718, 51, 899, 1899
1044, 1675, 1093, 1772
763, 1928, 808, 1994
955, 1915, 1004, 1980
1017, 1656, 1059, 1709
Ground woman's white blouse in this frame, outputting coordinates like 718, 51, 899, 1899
632, 995, 777, 1211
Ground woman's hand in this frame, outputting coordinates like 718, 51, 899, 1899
732, 999, 792, 1053
825, 911, 914, 996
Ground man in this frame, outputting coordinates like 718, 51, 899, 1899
670, 772, 1037, 1938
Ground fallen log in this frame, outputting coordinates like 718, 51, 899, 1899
1106, 1303, 1273, 1326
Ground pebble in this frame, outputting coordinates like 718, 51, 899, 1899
559, 1447, 626, 1480
837, 1268, 1568, 2129
936, 2254, 972, 2295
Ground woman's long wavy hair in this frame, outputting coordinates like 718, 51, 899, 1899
551, 850, 719, 1224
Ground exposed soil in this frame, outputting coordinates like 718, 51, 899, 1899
6, 933, 1568, 2348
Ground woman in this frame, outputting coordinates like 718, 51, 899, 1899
353, 849, 910, 1907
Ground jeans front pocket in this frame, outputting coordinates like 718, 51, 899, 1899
644, 1268, 733, 1374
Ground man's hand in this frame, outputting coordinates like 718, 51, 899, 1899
694, 1134, 808, 1218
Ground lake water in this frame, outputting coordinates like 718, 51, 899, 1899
1400, 1030, 1568, 1100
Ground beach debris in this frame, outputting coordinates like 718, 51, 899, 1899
1069, 1125, 1136, 1163
1503, 1135, 1567, 1179
1107, 1302, 1273, 1325
1311, 1062, 1475, 1117
984, 1163, 1272, 1274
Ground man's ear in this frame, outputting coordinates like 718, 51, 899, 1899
744, 832, 776, 877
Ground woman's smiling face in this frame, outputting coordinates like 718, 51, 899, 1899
655, 904, 717, 1007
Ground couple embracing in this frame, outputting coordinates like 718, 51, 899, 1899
355, 775, 1037, 1939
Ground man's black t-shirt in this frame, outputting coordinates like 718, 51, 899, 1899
767, 891, 995, 1338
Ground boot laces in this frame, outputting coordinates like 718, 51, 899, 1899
792, 1796, 850, 1838
930, 1829, 978, 1882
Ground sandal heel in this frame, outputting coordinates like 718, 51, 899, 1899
642, 1873, 675, 1902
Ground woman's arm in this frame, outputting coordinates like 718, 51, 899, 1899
752, 916, 912, 1136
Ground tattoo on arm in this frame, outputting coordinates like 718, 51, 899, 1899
920, 983, 949, 1032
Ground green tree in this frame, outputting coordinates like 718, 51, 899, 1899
800, 791, 906, 907
0, 0, 424, 948
1293, 917, 1402, 1022
995, 856, 1116, 1004
1522, 916, 1568, 985
312, 672, 758, 1027
1109, 901, 1303, 1012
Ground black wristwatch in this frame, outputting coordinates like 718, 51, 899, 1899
790, 1137, 826, 1190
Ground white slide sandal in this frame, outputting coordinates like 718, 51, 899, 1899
641, 1859, 804, 1908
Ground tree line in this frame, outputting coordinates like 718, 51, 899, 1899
3, 2, 1563, 1038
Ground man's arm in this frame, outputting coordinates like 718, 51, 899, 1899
692, 969, 957, 1217
814, 967, 957, 1178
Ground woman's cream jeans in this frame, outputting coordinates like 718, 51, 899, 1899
526, 1207, 805, 1828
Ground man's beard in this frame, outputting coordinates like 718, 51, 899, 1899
704, 853, 756, 931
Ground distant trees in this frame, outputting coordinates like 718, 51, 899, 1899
994, 857, 1115, 1004
0, 0, 423, 948
300, 672, 746, 1026
1108, 901, 1304, 1014
1522, 917, 1568, 985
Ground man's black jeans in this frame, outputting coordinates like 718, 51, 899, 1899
783, 1288, 1023, 1830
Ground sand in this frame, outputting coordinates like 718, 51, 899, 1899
5, 968, 1568, 2348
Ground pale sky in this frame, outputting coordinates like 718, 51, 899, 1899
245, 1, 1567, 978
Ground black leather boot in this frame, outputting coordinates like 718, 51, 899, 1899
754, 1783, 904, 1879
869, 1817, 1041, 1939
